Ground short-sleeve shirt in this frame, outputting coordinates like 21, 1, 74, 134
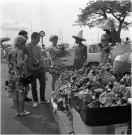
24, 42, 44, 71
74, 44, 87, 60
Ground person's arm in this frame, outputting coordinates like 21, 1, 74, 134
17, 50, 24, 66
22, 47, 28, 63
42, 50, 48, 58
84, 46, 87, 60
49, 48, 57, 61
23, 54, 28, 63
8, 50, 12, 64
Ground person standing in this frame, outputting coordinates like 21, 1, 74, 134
0, 47, 4, 61
100, 34, 111, 64
8, 35, 30, 116
48, 35, 64, 91
24, 32, 47, 108
72, 30, 87, 70
5, 45, 10, 63
18, 30, 32, 102
125, 37, 130, 45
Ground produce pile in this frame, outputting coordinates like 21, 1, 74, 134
51, 61, 131, 111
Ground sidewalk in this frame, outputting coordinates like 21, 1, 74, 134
1, 61, 59, 134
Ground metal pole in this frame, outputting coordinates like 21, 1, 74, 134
41, 37, 43, 46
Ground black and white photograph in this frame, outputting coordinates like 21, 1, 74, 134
0, 0, 132, 134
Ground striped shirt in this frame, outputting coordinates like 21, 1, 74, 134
24, 42, 44, 71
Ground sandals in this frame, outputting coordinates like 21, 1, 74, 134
19, 111, 31, 117
16, 113, 20, 117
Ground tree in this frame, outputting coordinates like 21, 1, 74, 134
75, 0, 132, 42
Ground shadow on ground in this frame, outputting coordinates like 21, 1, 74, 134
1, 62, 59, 134
14, 102, 59, 134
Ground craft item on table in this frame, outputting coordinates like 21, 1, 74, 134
61, 53, 74, 66
111, 44, 131, 58
113, 52, 131, 75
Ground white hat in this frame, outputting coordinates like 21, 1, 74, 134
100, 18, 115, 30
72, 30, 86, 41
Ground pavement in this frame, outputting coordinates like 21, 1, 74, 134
1, 59, 59, 134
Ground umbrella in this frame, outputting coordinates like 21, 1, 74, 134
0, 37, 10, 43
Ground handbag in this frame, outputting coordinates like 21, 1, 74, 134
20, 73, 34, 87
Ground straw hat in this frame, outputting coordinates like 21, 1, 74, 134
102, 18, 115, 30
72, 30, 86, 41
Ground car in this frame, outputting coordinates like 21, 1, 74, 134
85, 43, 102, 68
45, 43, 102, 69
72, 43, 102, 68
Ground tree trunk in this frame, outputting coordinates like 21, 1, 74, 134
117, 21, 123, 42
117, 29, 121, 42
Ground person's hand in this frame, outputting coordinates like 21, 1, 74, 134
128, 98, 132, 104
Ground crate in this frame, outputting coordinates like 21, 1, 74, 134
71, 94, 131, 126
72, 108, 129, 134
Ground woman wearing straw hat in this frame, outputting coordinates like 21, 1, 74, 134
100, 18, 117, 45
72, 30, 87, 70
100, 33, 111, 64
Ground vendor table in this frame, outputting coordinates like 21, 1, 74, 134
72, 108, 128, 134
50, 98, 73, 134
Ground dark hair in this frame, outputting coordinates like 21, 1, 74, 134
104, 30, 111, 35
98, 43, 103, 48
126, 37, 129, 41
31, 32, 40, 39
18, 30, 28, 36
49, 35, 58, 41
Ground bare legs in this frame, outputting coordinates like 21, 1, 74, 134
13, 91, 25, 114
18, 92, 25, 113
52, 74, 59, 91
13, 91, 20, 113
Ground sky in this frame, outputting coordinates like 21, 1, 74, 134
0, 0, 132, 47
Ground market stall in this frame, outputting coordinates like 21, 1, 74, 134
49, 43, 131, 134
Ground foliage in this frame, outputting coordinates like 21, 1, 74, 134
75, 0, 132, 31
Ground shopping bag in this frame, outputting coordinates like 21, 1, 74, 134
20, 73, 34, 87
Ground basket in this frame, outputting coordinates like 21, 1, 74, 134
79, 100, 131, 126
71, 94, 131, 126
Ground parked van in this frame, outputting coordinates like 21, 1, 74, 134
85, 43, 102, 68
46, 43, 102, 69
